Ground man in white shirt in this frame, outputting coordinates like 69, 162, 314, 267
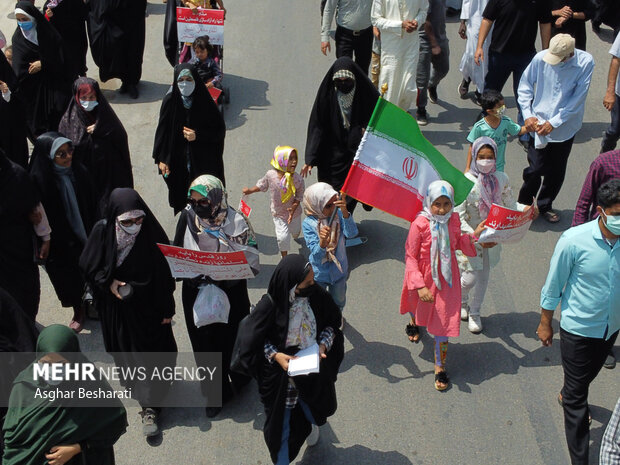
321, 0, 374, 73
371, 0, 428, 111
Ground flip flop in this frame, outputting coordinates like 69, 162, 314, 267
543, 210, 560, 223
434, 371, 450, 391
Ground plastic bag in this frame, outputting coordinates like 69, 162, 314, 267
193, 284, 230, 328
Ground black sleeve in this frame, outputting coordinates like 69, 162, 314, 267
537, 0, 553, 23
580, 0, 596, 20
482, 0, 500, 21
172, 211, 188, 247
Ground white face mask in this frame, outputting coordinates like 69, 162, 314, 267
476, 159, 496, 174
177, 80, 195, 97
119, 223, 142, 235
80, 100, 98, 112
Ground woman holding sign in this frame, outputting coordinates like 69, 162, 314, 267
79, 188, 177, 438
455, 137, 537, 334
153, 64, 226, 214
173, 175, 257, 418
231, 254, 344, 464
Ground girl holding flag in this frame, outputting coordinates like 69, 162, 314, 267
400, 180, 483, 391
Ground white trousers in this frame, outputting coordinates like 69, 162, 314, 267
460, 248, 490, 316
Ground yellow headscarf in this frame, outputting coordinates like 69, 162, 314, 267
270, 145, 297, 203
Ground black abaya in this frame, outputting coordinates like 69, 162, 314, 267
550, 0, 595, 50
28, 132, 97, 308
173, 208, 253, 404
305, 57, 379, 210
79, 188, 177, 406
0, 149, 40, 320
11, 1, 73, 139
164, 0, 183, 67
59, 77, 133, 214
153, 64, 226, 214
87, 0, 147, 85
0, 51, 28, 168
43, 0, 89, 78
231, 255, 344, 464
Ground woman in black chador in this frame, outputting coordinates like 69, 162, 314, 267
232, 254, 344, 464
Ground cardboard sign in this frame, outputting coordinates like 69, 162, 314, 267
176, 8, 224, 45
477, 204, 535, 244
157, 244, 253, 280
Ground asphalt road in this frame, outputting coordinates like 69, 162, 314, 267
2, 1, 618, 464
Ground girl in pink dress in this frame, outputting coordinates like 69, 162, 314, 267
400, 180, 483, 391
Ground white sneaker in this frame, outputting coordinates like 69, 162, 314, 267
460, 305, 469, 321
468, 314, 482, 334
306, 424, 320, 447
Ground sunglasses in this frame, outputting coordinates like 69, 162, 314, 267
54, 147, 74, 159
119, 216, 145, 227
188, 198, 210, 207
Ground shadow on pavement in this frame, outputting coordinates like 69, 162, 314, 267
340, 323, 427, 383
101, 80, 172, 105
222, 74, 270, 130
347, 219, 409, 272
296, 423, 415, 464
529, 210, 574, 233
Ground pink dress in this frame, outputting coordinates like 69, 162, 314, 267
399, 213, 477, 337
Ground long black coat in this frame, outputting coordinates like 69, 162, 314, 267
43, 0, 88, 77
153, 64, 226, 213
0, 52, 28, 168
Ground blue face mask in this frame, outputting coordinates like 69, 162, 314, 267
18, 20, 34, 31
80, 100, 98, 112
602, 211, 620, 236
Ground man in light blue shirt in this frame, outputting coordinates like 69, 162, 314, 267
537, 179, 620, 465
516, 33, 594, 223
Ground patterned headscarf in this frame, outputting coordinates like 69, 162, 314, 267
270, 145, 297, 203
333, 69, 356, 129
115, 209, 145, 266
188, 174, 228, 228
303, 182, 342, 272
419, 181, 454, 290
470, 137, 501, 219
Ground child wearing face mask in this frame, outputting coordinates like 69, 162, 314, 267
302, 182, 358, 327
464, 90, 527, 173
242, 146, 305, 257
400, 180, 483, 391
455, 137, 537, 334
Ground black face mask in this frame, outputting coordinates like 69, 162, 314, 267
193, 204, 213, 219
334, 79, 355, 94
296, 283, 318, 298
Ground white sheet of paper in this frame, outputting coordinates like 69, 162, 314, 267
287, 343, 320, 377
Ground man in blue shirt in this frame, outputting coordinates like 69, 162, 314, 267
517, 33, 594, 223
537, 179, 620, 465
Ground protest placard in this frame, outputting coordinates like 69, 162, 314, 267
157, 244, 253, 280
176, 8, 224, 45
477, 204, 535, 244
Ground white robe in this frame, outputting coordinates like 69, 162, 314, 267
458, 0, 491, 92
371, 0, 428, 110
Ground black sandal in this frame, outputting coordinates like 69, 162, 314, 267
434, 371, 450, 391
405, 323, 420, 343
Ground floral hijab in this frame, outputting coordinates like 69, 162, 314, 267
188, 174, 228, 228
470, 137, 501, 219
270, 145, 297, 203
419, 181, 454, 290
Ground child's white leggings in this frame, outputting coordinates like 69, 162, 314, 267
460, 248, 490, 316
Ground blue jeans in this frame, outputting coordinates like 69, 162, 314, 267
602, 93, 620, 152
276, 399, 316, 465
316, 278, 347, 311
484, 50, 535, 141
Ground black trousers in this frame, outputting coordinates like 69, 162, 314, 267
335, 25, 373, 74
602, 93, 620, 152
560, 328, 618, 465
517, 136, 574, 213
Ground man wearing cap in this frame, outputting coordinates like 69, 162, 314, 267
516, 33, 594, 223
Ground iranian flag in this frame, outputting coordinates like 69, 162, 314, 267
342, 98, 473, 222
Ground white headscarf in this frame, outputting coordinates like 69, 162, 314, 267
469, 137, 501, 219
15, 8, 38, 46
303, 182, 342, 272
418, 181, 454, 290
